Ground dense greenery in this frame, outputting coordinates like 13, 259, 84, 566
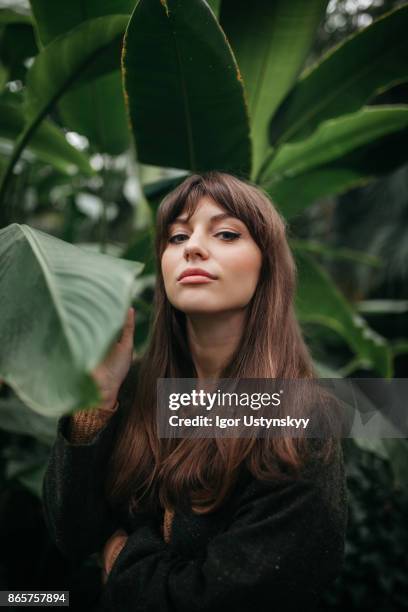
0, 0, 407, 608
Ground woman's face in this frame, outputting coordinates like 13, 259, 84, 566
161, 197, 262, 315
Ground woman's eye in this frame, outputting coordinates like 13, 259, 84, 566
168, 231, 241, 244
168, 233, 188, 244
216, 231, 241, 241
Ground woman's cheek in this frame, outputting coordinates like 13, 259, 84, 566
228, 254, 261, 302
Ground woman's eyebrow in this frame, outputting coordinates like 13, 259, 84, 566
171, 213, 237, 226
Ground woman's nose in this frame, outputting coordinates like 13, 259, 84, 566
183, 235, 209, 260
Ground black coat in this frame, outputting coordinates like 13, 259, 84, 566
42, 372, 348, 612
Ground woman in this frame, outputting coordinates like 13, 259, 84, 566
42, 172, 348, 611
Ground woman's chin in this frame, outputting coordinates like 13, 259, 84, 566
176, 301, 224, 315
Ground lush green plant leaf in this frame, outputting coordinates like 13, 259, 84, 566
295, 249, 392, 377
0, 223, 143, 416
58, 72, 130, 155
29, 0, 133, 43
142, 175, 189, 218
0, 395, 57, 445
269, 4, 408, 147
25, 15, 129, 120
0, 15, 129, 204
267, 166, 369, 219
265, 124, 408, 218
122, 0, 251, 176
30, 1, 132, 155
0, 102, 94, 175
122, 229, 156, 275
143, 175, 189, 200
260, 106, 408, 187
220, 0, 328, 175
290, 239, 381, 267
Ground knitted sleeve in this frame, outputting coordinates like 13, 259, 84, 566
69, 401, 119, 444
42, 360, 143, 562
42, 407, 122, 561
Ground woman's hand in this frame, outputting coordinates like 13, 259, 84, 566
91, 307, 136, 411
101, 528, 129, 584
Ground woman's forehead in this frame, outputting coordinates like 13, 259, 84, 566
173, 196, 227, 222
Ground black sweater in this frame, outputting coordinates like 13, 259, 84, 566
42, 376, 348, 612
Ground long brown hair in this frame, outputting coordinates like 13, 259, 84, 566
106, 172, 337, 517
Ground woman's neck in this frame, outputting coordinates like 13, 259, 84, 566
186, 309, 246, 379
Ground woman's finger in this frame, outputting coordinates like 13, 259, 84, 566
117, 307, 135, 344
103, 534, 128, 578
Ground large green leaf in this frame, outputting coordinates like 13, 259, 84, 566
30, 0, 133, 155
143, 175, 189, 217
0, 102, 94, 175
220, 0, 328, 176
25, 15, 129, 120
264, 120, 408, 218
122, 229, 156, 275
269, 4, 408, 148
0, 223, 143, 416
290, 239, 381, 268
122, 0, 251, 176
267, 167, 372, 219
57, 72, 129, 154
0, 15, 128, 204
260, 106, 408, 186
295, 250, 392, 377
30, 0, 134, 43
26, 15, 129, 154
267, 129, 408, 219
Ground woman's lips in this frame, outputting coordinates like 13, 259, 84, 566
178, 275, 216, 284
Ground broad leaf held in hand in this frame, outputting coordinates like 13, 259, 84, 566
0, 224, 144, 417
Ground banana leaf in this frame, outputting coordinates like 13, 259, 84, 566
0, 223, 143, 416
